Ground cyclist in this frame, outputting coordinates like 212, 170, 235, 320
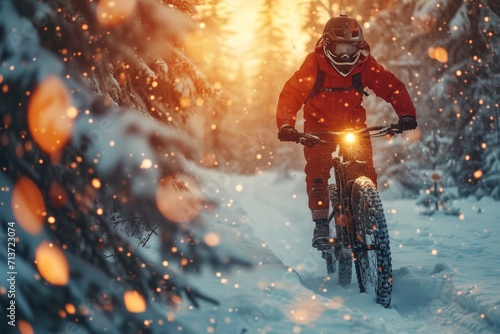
276, 14, 417, 250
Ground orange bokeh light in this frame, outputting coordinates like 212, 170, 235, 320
27, 75, 74, 157
123, 290, 147, 313
97, 0, 137, 26
65, 303, 76, 315
18, 320, 34, 334
287, 298, 324, 324
156, 174, 203, 223
434, 47, 448, 63
35, 242, 69, 286
49, 181, 68, 208
203, 232, 220, 247
12, 176, 46, 235
428, 46, 448, 63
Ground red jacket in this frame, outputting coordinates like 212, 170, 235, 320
276, 39, 416, 132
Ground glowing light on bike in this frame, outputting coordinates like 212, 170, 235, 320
344, 132, 356, 143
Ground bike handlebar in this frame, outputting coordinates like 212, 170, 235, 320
297, 124, 402, 146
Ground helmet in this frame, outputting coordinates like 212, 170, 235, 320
322, 14, 364, 77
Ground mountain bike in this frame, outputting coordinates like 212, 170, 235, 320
298, 124, 402, 308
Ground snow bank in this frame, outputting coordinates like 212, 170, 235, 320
143, 170, 499, 333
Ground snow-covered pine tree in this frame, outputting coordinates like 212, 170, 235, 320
191, 0, 243, 171
302, 1, 332, 52
0, 0, 248, 333
248, 0, 301, 174
406, 0, 500, 199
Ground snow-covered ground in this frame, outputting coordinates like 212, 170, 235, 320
156, 170, 500, 334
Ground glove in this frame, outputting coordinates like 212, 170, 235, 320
398, 115, 417, 131
278, 125, 300, 143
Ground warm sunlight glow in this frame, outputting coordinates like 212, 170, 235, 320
35, 242, 69, 285
27, 75, 74, 157
156, 174, 203, 223
225, 1, 308, 77
96, 0, 137, 26
184, 30, 218, 64
12, 176, 46, 235
123, 290, 147, 313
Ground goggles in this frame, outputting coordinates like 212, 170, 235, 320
331, 43, 358, 57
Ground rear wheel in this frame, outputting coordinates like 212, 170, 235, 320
328, 184, 352, 287
351, 177, 392, 308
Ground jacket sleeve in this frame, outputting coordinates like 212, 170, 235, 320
276, 53, 317, 129
362, 56, 416, 119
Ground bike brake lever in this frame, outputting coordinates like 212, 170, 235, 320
370, 125, 402, 138
300, 133, 329, 147
388, 128, 403, 137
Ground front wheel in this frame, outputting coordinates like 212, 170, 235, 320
351, 176, 392, 308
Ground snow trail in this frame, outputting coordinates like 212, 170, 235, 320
155, 170, 500, 334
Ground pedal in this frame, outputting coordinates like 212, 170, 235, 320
321, 248, 335, 257
322, 250, 338, 274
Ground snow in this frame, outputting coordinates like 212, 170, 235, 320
149, 169, 500, 334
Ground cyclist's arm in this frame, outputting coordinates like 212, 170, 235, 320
362, 56, 416, 120
276, 53, 316, 129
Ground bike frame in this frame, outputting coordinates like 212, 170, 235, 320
330, 155, 371, 292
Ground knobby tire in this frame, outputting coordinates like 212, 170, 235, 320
351, 176, 393, 308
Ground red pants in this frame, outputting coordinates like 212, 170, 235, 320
304, 137, 377, 221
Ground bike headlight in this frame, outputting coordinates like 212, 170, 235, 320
344, 132, 356, 144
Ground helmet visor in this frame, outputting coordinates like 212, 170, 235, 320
331, 43, 358, 57
323, 41, 362, 77
324, 42, 360, 65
